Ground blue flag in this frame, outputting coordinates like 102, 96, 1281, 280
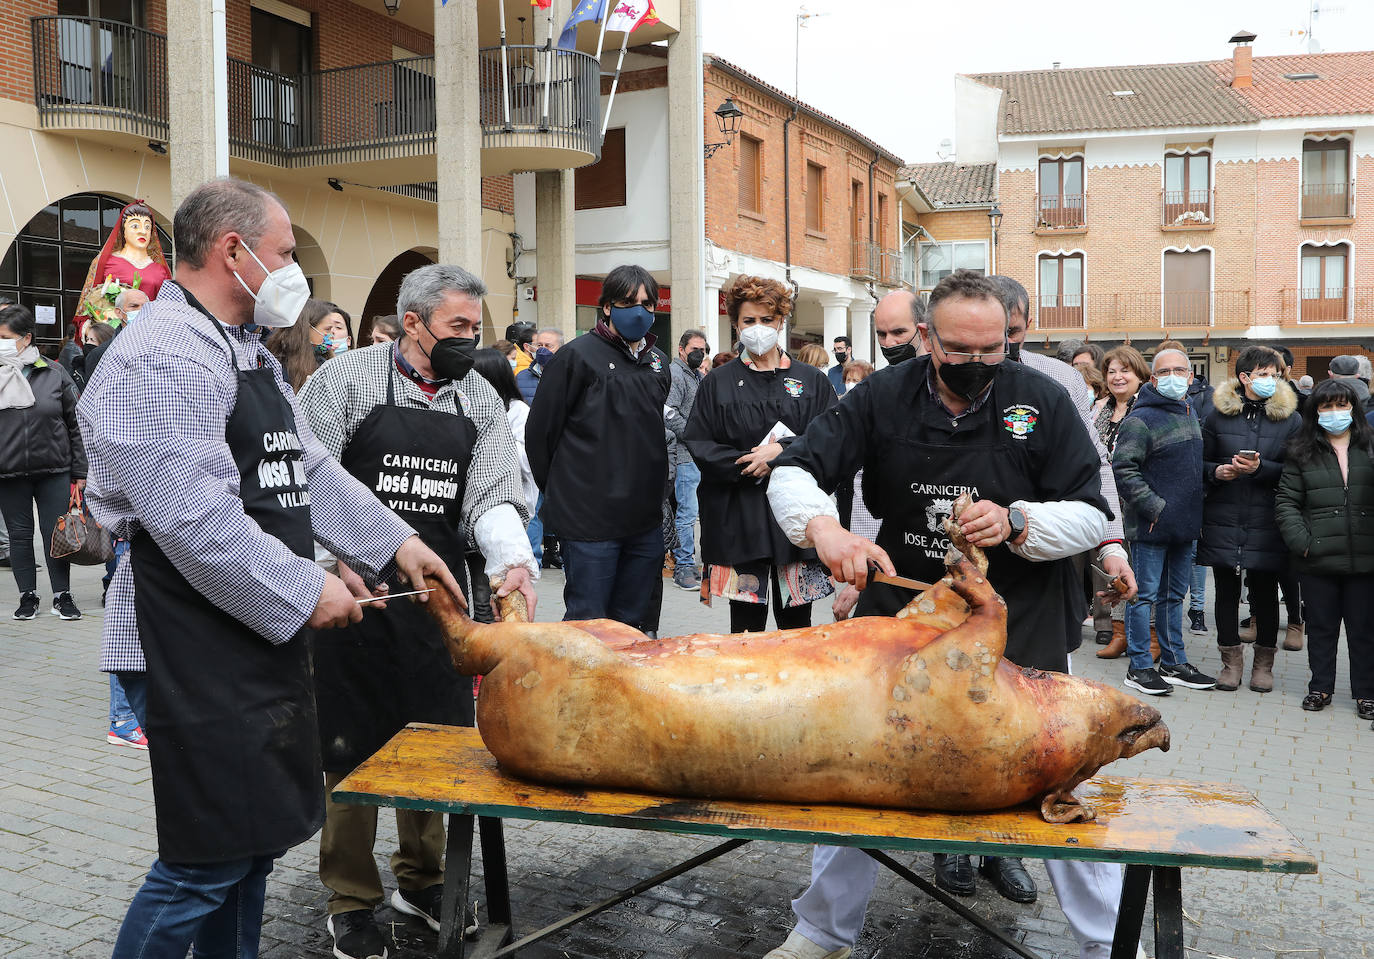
558, 0, 606, 50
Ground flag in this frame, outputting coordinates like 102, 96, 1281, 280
605, 0, 657, 32
531, 0, 552, 7
558, 0, 606, 49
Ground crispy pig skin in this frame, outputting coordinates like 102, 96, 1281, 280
425, 558, 1169, 821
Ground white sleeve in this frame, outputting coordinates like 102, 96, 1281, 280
768, 465, 840, 548
473, 502, 540, 582
1008, 499, 1107, 563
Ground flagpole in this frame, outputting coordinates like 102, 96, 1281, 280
498, 0, 512, 131
601, 28, 630, 137
593, 0, 610, 62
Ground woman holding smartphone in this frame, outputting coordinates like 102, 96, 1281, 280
1198, 345, 1300, 693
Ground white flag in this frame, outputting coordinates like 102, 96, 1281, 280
605, 0, 654, 32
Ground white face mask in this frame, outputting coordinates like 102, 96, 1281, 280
0, 338, 18, 358
739, 324, 779, 358
123, 309, 140, 324
232, 241, 310, 329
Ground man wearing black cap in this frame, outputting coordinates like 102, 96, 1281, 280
1328, 355, 1373, 414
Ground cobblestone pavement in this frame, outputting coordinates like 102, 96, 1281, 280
2, 562, 1369, 958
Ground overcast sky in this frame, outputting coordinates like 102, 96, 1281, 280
700, 0, 1374, 164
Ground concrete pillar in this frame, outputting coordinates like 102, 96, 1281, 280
667, 0, 705, 344
435, 0, 483, 272
166, 0, 226, 208
705, 271, 730, 354
819, 294, 850, 351
534, 169, 577, 341
849, 298, 873, 362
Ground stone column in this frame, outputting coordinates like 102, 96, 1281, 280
167, 0, 226, 208
667, 0, 705, 344
534, 169, 577, 340
849, 297, 873, 362
435, 0, 483, 272
819, 294, 851, 352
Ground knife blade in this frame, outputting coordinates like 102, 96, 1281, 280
355, 587, 436, 605
870, 570, 938, 593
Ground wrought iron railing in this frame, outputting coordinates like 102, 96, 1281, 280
1035, 290, 1254, 331
1035, 193, 1087, 230
477, 44, 602, 164
1162, 188, 1214, 226
1301, 181, 1354, 219
380, 182, 438, 202
850, 240, 878, 280
31, 16, 168, 140
878, 248, 904, 287
1283, 287, 1374, 324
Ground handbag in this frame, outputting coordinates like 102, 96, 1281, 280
50, 486, 115, 565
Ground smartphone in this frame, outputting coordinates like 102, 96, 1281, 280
1238, 450, 1259, 458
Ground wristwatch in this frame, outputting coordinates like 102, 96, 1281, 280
1007, 507, 1027, 542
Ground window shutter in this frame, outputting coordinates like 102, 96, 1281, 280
805, 163, 823, 231
575, 128, 627, 210
739, 136, 760, 212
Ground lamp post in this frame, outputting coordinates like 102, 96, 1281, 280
382, 0, 400, 14
704, 98, 744, 159
987, 202, 1003, 274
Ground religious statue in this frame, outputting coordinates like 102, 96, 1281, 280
75, 200, 171, 338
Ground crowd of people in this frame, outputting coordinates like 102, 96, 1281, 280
3, 174, 1371, 959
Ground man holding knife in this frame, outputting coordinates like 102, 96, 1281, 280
760, 270, 1126, 959
78, 178, 461, 958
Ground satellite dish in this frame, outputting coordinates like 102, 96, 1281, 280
937, 138, 953, 160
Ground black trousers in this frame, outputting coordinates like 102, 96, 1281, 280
1298, 571, 1374, 699
729, 568, 813, 633
1215, 566, 1278, 648
1277, 563, 1303, 625
0, 472, 72, 595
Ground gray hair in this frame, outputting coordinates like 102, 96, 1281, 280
1358, 356, 1373, 383
1152, 348, 1189, 372
990, 275, 1030, 323
114, 288, 148, 309
537, 326, 565, 346
173, 178, 281, 269
396, 264, 487, 322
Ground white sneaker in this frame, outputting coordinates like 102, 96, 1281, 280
762, 929, 852, 959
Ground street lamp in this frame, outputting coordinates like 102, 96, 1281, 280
381, 0, 400, 15
987, 202, 1002, 273
704, 98, 745, 159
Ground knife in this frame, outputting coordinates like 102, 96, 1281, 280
870, 570, 938, 592
355, 587, 436, 605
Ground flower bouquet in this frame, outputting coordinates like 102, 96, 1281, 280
81, 274, 141, 328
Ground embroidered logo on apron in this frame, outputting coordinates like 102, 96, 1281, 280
650, 354, 663, 372
1003, 404, 1040, 440
783, 377, 804, 397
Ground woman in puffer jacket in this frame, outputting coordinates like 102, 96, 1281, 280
1199, 345, 1299, 693
1275, 377, 1374, 725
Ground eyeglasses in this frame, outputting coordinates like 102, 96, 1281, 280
1154, 366, 1191, 377
930, 326, 1007, 364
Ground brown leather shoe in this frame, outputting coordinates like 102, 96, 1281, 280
1097, 621, 1127, 658
1283, 623, 1304, 651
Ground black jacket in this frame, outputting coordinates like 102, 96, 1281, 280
0, 357, 87, 480
1197, 379, 1300, 571
525, 330, 671, 541
1276, 442, 1374, 576
685, 356, 835, 566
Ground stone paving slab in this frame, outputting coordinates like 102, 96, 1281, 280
2, 562, 1369, 958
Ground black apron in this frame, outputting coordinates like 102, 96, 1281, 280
132, 313, 320, 864
312, 351, 476, 773
855, 375, 1075, 672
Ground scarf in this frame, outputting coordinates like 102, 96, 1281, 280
0, 344, 39, 411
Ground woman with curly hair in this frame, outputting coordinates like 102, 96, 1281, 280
685, 275, 835, 631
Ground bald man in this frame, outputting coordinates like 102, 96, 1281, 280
873, 289, 927, 366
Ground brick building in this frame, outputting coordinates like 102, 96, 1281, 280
958, 36, 1374, 378
898, 162, 999, 295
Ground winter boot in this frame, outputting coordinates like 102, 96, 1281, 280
1096, 621, 1127, 659
1215, 644, 1244, 691
1249, 645, 1277, 693
1150, 627, 1161, 663
1238, 616, 1257, 643
1283, 622, 1305, 651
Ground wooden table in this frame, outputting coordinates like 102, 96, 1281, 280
334, 724, 1316, 959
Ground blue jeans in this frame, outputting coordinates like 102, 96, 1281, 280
1187, 542, 1206, 612
672, 461, 700, 570
561, 526, 664, 628
110, 671, 148, 729
527, 492, 545, 565
1126, 541, 1193, 671
112, 854, 278, 959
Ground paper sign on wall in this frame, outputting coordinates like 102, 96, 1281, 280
35, 305, 57, 326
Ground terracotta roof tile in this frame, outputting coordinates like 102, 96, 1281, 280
899, 162, 996, 206
1212, 51, 1374, 120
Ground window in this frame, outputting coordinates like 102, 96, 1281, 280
1302, 140, 1351, 219
1163, 249, 1212, 325
1037, 157, 1085, 229
0, 192, 172, 346
901, 222, 918, 288
805, 162, 824, 233
575, 127, 626, 210
918, 241, 986, 290
1163, 153, 1212, 225
1037, 253, 1084, 328
1300, 244, 1348, 321
54, 0, 148, 110
738, 135, 762, 214
249, 7, 312, 149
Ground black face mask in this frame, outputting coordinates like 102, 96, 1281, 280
686, 348, 706, 370
82, 341, 97, 356
937, 359, 1001, 401
880, 340, 918, 365
833, 349, 848, 364
1007, 340, 1022, 362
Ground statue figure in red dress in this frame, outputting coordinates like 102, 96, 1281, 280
75, 200, 171, 339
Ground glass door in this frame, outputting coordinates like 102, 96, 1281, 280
250, 8, 312, 150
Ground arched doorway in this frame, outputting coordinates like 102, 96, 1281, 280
1, 193, 172, 346
358, 248, 436, 342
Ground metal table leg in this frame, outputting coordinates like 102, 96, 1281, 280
1110, 863, 1151, 959
1151, 866, 1184, 959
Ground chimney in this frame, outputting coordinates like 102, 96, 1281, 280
1229, 30, 1257, 88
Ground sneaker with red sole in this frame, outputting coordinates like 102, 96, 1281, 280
108, 723, 149, 750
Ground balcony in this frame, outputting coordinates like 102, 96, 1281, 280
1034, 291, 1254, 331
1162, 189, 1215, 229
31, 17, 602, 185
1284, 287, 1374, 324
1301, 181, 1354, 221
1035, 193, 1087, 232
849, 240, 902, 286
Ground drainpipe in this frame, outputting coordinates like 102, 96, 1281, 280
783, 100, 799, 300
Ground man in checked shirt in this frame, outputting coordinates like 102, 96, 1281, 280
77, 178, 463, 959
